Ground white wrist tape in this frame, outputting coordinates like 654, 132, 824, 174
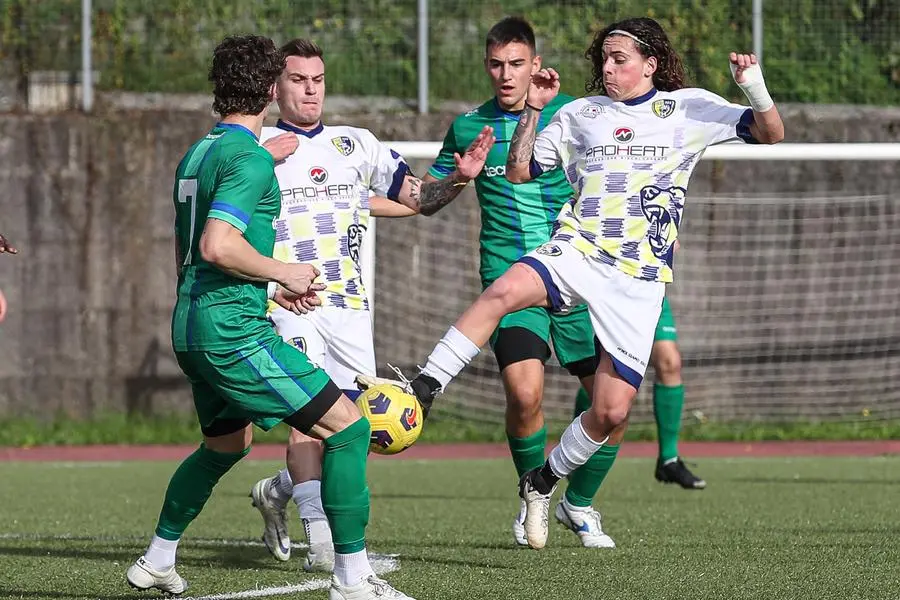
730, 62, 774, 113
267, 282, 277, 300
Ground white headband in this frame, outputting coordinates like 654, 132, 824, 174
607, 29, 650, 48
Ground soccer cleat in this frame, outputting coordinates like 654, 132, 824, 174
655, 457, 707, 489
355, 364, 413, 392
512, 500, 528, 546
518, 468, 556, 549
356, 365, 440, 419
250, 476, 291, 561
554, 501, 616, 548
126, 556, 189, 595
302, 519, 335, 572
328, 574, 415, 600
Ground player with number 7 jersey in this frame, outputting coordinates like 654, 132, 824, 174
171, 123, 283, 351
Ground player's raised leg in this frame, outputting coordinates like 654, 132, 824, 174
651, 299, 705, 488
407, 262, 552, 414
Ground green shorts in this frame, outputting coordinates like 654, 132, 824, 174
654, 296, 678, 342
490, 303, 596, 369
176, 333, 332, 433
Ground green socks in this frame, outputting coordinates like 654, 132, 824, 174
321, 417, 371, 555
653, 383, 684, 462
563, 387, 619, 508
507, 426, 547, 478
155, 443, 249, 540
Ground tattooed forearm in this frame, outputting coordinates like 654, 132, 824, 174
508, 105, 540, 167
409, 174, 468, 216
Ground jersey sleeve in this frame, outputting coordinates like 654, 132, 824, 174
685, 89, 759, 146
531, 108, 572, 178
361, 131, 410, 202
427, 123, 461, 181
208, 151, 274, 233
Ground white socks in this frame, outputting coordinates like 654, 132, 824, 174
293, 480, 326, 522
271, 469, 293, 505
144, 535, 179, 571
548, 413, 608, 479
333, 547, 375, 587
421, 326, 481, 388
293, 480, 332, 548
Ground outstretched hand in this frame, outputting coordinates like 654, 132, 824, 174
526, 68, 561, 110
454, 125, 495, 180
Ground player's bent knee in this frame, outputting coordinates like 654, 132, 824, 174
283, 379, 344, 435
288, 428, 320, 445
653, 343, 683, 382
203, 422, 253, 453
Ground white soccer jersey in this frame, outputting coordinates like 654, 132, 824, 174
532, 87, 757, 283
261, 120, 408, 309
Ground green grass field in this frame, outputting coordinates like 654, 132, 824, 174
1, 456, 898, 600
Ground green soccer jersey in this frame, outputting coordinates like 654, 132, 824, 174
428, 95, 575, 284
171, 123, 281, 351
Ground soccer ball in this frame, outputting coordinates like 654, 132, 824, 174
355, 384, 423, 455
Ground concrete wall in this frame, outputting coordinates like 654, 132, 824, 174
0, 103, 898, 422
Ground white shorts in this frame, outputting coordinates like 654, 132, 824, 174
518, 241, 665, 389
268, 306, 375, 391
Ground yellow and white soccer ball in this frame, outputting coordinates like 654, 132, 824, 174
355, 384, 423, 455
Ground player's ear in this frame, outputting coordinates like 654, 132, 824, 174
644, 56, 658, 79
532, 53, 542, 73
269, 82, 277, 102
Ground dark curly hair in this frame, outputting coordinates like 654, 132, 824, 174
585, 17, 685, 95
209, 35, 285, 117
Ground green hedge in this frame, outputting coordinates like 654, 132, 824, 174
1, 0, 898, 104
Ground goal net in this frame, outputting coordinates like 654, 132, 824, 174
369, 145, 900, 426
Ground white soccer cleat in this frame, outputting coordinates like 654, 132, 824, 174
512, 500, 528, 546
518, 469, 556, 550
554, 501, 616, 549
329, 574, 415, 600
250, 476, 291, 562
126, 556, 189, 595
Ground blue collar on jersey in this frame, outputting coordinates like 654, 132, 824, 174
215, 122, 258, 141
276, 119, 324, 138
492, 97, 524, 120
622, 87, 658, 106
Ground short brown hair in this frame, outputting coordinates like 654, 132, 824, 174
209, 35, 284, 117
280, 38, 324, 60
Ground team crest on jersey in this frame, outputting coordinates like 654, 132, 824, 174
613, 127, 635, 143
289, 337, 307, 352
309, 166, 328, 184
651, 99, 676, 119
331, 136, 355, 156
536, 243, 562, 257
640, 185, 686, 261
579, 104, 603, 119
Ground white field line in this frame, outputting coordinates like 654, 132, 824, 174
0, 533, 400, 599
